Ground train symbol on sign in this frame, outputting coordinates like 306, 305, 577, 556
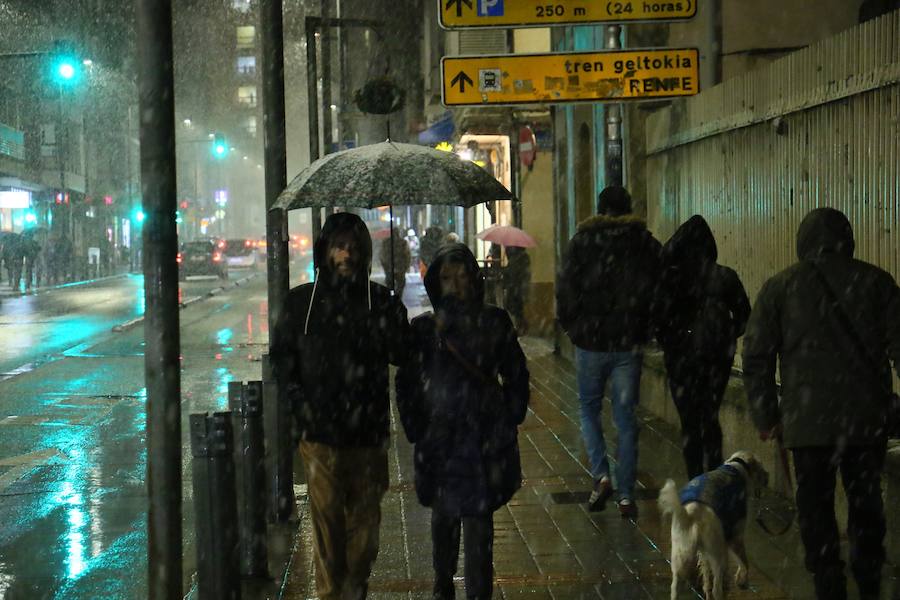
477, 0, 504, 17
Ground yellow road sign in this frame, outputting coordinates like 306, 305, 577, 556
442, 49, 699, 107
440, 0, 696, 29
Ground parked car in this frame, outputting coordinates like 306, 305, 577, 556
178, 240, 228, 280
223, 238, 259, 269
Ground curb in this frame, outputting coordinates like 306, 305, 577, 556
111, 271, 262, 333
0, 271, 132, 299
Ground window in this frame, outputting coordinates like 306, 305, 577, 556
232, 0, 251, 12
244, 116, 257, 137
236, 26, 255, 49
237, 56, 256, 75
237, 86, 257, 108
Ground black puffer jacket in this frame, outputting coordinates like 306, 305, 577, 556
743, 208, 900, 447
271, 212, 409, 447
396, 243, 530, 517
556, 215, 662, 351
655, 215, 751, 359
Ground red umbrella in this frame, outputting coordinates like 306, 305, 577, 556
476, 224, 537, 248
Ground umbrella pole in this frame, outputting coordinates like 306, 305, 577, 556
389, 204, 395, 295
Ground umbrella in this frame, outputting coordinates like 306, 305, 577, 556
272, 140, 515, 211
476, 224, 537, 248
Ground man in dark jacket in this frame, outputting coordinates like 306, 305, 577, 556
743, 207, 900, 600
396, 243, 529, 600
655, 215, 751, 479
271, 212, 409, 600
556, 186, 662, 518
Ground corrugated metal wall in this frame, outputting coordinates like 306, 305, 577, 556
646, 12, 900, 306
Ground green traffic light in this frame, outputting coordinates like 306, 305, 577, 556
212, 133, 228, 158
51, 47, 81, 86
134, 209, 145, 224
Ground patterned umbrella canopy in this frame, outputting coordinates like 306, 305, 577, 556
272, 140, 515, 211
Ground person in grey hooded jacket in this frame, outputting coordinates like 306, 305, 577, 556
743, 207, 900, 600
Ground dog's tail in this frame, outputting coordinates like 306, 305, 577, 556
658, 479, 688, 525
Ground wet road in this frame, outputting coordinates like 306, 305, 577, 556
0, 259, 312, 599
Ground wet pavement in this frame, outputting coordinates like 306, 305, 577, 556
0, 261, 310, 599
282, 273, 897, 600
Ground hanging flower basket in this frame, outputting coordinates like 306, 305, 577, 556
353, 77, 406, 115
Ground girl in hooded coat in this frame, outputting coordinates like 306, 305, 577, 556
396, 243, 529, 600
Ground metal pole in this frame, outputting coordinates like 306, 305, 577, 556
137, 0, 182, 597
306, 17, 323, 260
510, 122, 522, 227
261, 0, 290, 338
261, 0, 294, 525
604, 25, 623, 188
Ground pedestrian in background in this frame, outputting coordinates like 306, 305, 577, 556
418, 225, 446, 278
556, 185, 662, 518
379, 227, 411, 299
743, 207, 900, 600
271, 212, 409, 600
502, 246, 531, 334
396, 243, 529, 600
655, 215, 750, 479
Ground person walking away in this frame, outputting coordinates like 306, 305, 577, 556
556, 186, 662, 518
743, 207, 900, 600
655, 215, 750, 479
378, 227, 412, 299
271, 212, 410, 600
502, 246, 531, 334
396, 243, 529, 600
419, 226, 446, 279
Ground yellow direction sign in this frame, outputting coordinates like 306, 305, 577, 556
442, 49, 699, 107
440, 0, 696, 29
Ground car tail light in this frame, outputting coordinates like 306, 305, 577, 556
176, 252, 182, 264
217, 240, 226, 249
257, 240, 266, 248
245, 239, 252, 247
212, 252, 222, 262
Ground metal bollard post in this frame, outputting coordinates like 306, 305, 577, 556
229, 381, 269, 577
262, 354, 294, 523
190, 412, 242, 599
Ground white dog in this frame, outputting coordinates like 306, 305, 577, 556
658, 451, 769, 600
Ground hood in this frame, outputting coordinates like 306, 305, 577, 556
423, 242, 485, 308
796, 207, 855, 261
664, 214, 718, 264
576, 214, 646, 233
313, 212, 373, 281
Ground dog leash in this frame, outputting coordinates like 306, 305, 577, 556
755, 437, 796, 536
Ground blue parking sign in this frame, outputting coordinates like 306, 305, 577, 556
477, 0, 504, 17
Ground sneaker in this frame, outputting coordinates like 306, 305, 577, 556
617, 498, 638, 519
588, 477, 613, 512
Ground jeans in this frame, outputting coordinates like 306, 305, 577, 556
431, 510, 494, 600
792, 444, 887, 600
574, 348, 642, 500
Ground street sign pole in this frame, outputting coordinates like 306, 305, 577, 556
605, 25, 623, 188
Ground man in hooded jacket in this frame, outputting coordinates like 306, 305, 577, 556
655, 215, 751, 479
743, 207, 900, 600
396, 242, 529, 599
556, 186, 662, 518
271, 212, 409, 600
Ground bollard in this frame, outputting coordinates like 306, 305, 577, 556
262, 354, 294, 523
190, 412, 241, 599
228, 381, 269, 577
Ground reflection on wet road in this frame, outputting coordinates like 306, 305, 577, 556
0, 258, 310, 598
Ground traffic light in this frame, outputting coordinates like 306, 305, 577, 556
51, 40, 81, 86
132, 207, 145, 224
212, 133, 228, 158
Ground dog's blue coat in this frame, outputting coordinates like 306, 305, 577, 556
678, 464, 747, 541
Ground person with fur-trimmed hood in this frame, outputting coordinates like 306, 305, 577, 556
271, 212, 409, 600
396, 242, 529, 600
556, 186, 662, 519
